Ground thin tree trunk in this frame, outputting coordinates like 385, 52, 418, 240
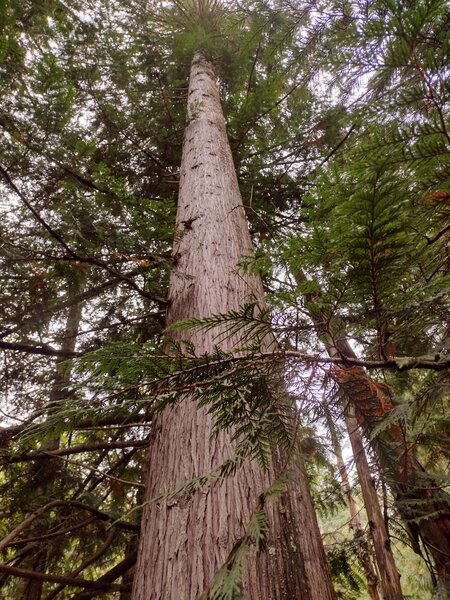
18, 278, 84, 599
328, 349, 403, 600
324, 406, 380, 600
344, 410, 402, 600
295, 278, 403, 599
132, 52, 335, 600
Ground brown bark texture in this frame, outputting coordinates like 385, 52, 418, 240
325, 407, 381, 600
328, 343, 403, 600
344, 411, 402, 600
298, 278, 403, 599
132, 53, 335, 600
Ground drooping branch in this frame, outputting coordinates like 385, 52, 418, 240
0, 414, 150, 446
71, 551, 137, 600
7, 517, 97, 547
45, 527, 117, 600
0, 270, 163, 341
0, 165, 167, 305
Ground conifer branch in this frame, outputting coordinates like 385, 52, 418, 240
0, 563, 129, 593
0, 165, 167, 305
0, 500, 138, 552
0, 341, 80, 357
70, 551, 137, 600
44, 527, 117, 600
2, 439, 148, 464
426, 223, 450, 245
7, 517, 97, 547
265, 351, 450, 372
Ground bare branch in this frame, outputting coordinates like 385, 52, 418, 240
0, 563, 128, 592
0, 340, 80, 357
0, 500, 138, 551
8, 517, 97, 547
3, 439, 148, 464
70, 551, 137, 600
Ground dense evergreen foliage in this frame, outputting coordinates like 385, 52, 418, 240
0, 0, 448, 597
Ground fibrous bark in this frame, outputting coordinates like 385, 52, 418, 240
132, 52, 335, 600
344, 409, 402, 600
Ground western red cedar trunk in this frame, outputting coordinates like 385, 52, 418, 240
344, 409, 402, 600
132, 52, 335, 600
295, 272, 403, 598
329, 352, 403, 600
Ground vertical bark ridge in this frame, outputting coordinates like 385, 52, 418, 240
133, 52, 335, 600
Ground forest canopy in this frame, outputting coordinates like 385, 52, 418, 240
0, 0, 449, 598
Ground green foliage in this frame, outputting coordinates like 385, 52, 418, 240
0, 0, 449, 596
327, 545, 366, 599
76, 337, 294, 471
166, 302, 273, 348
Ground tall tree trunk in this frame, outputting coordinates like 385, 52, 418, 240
324, 405, 381, 600
329, 353, 403, 600
132, 52, 335, 600
296, 277, 403, 599
18, 277, 85, 599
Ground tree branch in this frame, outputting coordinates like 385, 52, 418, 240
0, 414, 150, 446
319, 124, 356, 166
45, 528, 117, 600
3, 439, 148, 464
0, 499, 138, 552
274, 350, 450, 371
0, 164, 77, 257
0, 563, 128, 592
0, 269, 160, 341
0, 165, 167, 305
70, 551, 137, 600
7, 517, 97, 547
0, 340, 80, 357
426, 223, 450, 245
